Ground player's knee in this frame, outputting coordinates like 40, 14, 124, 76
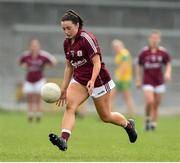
156, 98, 161, 104
155, 100, 161, 107
146, 98, 154, 106
66, 103, 77, 113
100, 114, 111, 123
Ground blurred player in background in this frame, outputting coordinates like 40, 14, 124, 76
111, 39, 135, 117
49, 10, 137, 151
136, 31, 172, 131
19, 39, 57, 122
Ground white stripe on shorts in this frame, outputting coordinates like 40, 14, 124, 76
70, 79, 115, 98
142, 84, 166, 93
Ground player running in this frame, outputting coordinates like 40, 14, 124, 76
111, 39, 135, 117
49, 10, 137, 151
19, 39, 57, 122
136, 31, 172, 131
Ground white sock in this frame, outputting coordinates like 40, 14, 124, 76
36, 112, 43, 118
28, 112, 34, 118
151, 122, 157, 127
61, 129, 71, 134
146, 116, 151, 121
123, 120, 128, 128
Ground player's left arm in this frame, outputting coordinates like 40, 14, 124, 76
19, 55, 28, 71
49, 57, 58, 66
43, 51, 58, 67
45, 57, 58, 67
164, 62, 172, 81
86, 54, 101, 95
163, 51, 172, 82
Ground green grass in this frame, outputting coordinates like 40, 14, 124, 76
0, 110, 180, 162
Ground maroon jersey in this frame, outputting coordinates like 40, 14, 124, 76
64, 30, 111, 87
19, 50, 55, 83
138, 46, 171, 86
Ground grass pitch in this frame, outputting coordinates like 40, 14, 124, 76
0, 109, 180, 162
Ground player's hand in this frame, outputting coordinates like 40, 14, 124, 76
56, 89, 67, 107
164, 73, 171, 81
21, 63, 28, 70
136, 80, 142, 89
86, 80, 94, 96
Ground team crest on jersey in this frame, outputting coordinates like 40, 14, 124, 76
77, 50, 83, 57
70, 50, 75, 57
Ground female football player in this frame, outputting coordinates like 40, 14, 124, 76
136, 31, 172, 131
111, 39, 135, 117
19, 39, 57, 122
49, 10, 137, 151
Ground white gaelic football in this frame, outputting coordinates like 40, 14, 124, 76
41, 82, 61, 103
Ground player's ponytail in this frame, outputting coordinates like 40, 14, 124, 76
61, 10, 84, 29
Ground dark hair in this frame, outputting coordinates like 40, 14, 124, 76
61, 10, 83, 29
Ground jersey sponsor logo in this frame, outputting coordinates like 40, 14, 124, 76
70, 58, 87, 68
145, 55, 162, 63
77, 50, 83, 57
27, 59, 43, 72
70, 50, 75, 57
144, 62, 161, 69
97, 90, 105, 95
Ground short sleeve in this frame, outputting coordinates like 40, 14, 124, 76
163, 52, 171, 64
81, 32, 101, 59
138, 52, 143, 65
19, 51, 28, 65
41, 50, 56, 64
19, 56, 25, 64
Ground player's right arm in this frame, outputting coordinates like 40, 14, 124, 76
164, 62, 172, 81
19, 51, 29, 70
136, 49, 145, 88
162, 49, 172, 82
57, 59, 73, 107
20, 63, 28, 70
135, 64, 142, 88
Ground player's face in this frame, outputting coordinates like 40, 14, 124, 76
61, 21, 79, 39
112, 42, 123, 54
112, 44, 120, 54
149, 33, 161, 48
30, 40, 41, 54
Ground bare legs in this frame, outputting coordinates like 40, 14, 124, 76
50, 83, 137, 151
122, 89, 134, 117
27, 93, 43, 122
61, 83, 89, 132
93, 91, 127, 127
111, 88, 135, 118
61, 83, 128, 137
144, 90, 163, 130
27, 93, 33, 122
